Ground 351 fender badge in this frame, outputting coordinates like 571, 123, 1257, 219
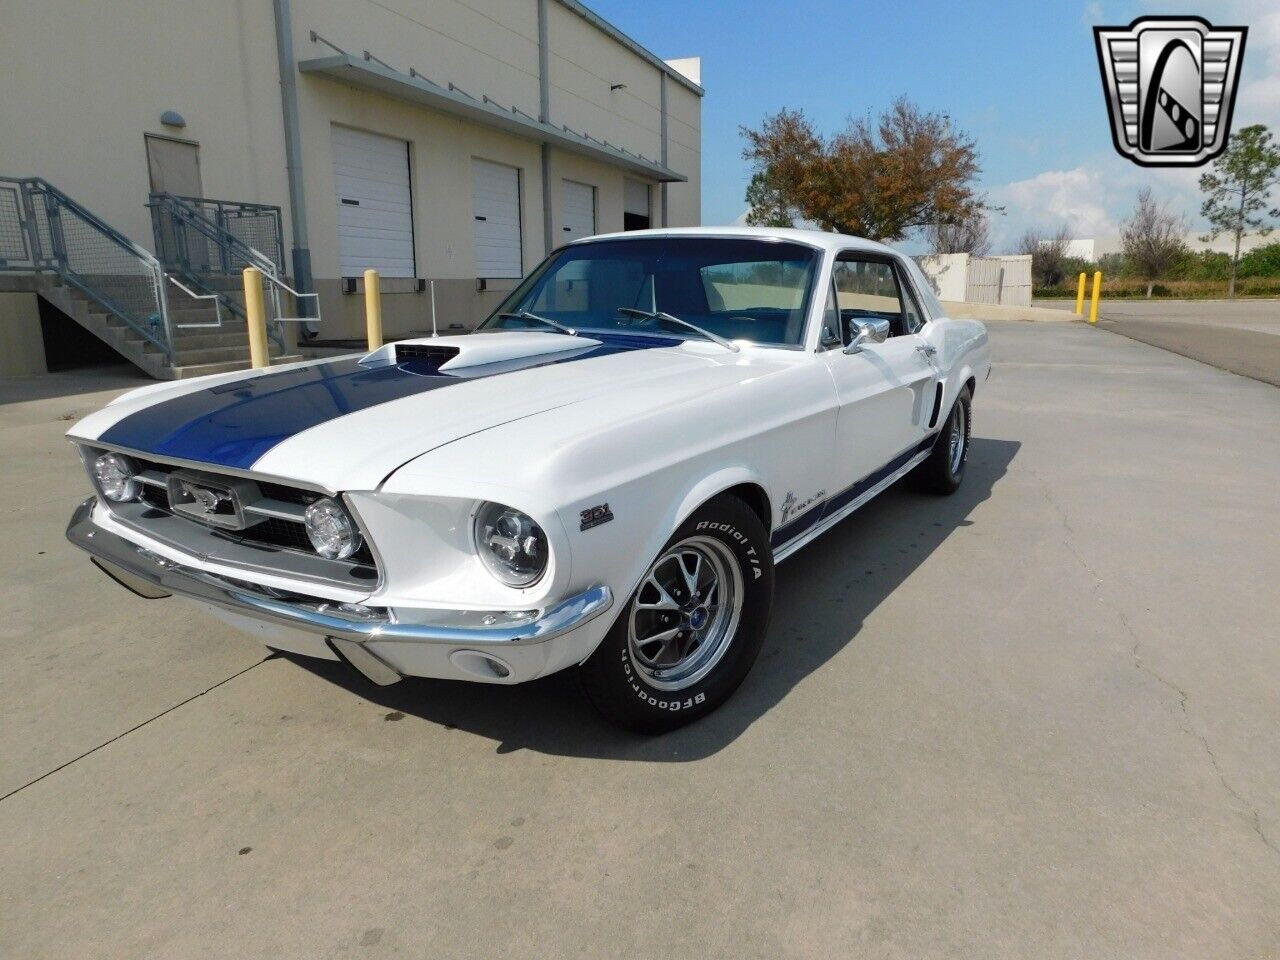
580, 503, 614, 531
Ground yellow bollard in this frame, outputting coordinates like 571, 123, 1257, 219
1088, 270, 1103, 324
364, 269, 383, 350
242, 267, 270, 369
1075, 272, 1087, 315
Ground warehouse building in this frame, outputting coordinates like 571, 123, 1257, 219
0, 0, 702, 377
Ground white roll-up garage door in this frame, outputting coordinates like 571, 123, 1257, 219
561, 180, 596, 244
331, 127, 415, 278
472, 159, 523, 279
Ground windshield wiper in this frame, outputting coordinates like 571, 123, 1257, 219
496, 310, 578, 336
615, 307, 741, 353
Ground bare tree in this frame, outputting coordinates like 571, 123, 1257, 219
927, 209, 992, 256
1017, 225, 1073, 287
1121, 188, 1187, 297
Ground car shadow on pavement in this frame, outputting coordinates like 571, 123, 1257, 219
286, 437, 1020, 760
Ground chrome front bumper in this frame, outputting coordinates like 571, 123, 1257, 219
66, 498, 613, 683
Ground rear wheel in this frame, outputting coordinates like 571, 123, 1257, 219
579, 495, 773, 732
911, 387, 971, 495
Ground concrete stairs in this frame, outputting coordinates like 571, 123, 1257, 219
40, 281, 301, 379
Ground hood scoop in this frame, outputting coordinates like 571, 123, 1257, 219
361, 332, 602, 374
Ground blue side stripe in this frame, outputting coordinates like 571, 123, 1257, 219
99, 334, 666, 470
770, 433, 938, 549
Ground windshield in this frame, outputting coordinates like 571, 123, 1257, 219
481, 237, 820, 347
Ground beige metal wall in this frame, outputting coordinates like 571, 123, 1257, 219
0, 0, 288, 249
663, 79, 703, 229
0, 0, 702, 345
291, 0, 702, 338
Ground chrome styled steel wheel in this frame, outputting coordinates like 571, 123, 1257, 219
909, 386, 971, 496
949, 399, 967, 475
626, 536, 744, 692
580, 495, 773, 732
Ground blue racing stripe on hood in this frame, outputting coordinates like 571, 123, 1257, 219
99, 334, 669, 470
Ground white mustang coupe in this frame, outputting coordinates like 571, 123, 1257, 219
67, 228, 989, 731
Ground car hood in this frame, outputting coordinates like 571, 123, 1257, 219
69, 332, 753, 491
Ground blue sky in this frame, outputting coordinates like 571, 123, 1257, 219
585, 0, 1280, 251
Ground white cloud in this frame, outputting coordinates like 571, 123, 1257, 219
991, 167, 1115, 241
987, 162, 1207, 252
1235, 9, 1280, 129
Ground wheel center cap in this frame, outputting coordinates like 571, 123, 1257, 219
688, 605, 710, 630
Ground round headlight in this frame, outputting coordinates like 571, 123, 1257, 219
304, 497, 362, 560
474, 502, 548, 587
93, 452, 141, 502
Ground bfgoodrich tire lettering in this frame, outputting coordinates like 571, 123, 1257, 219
580, 495, 774, 732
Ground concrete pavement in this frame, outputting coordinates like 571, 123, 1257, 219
2, 326, 1278, 959
1037, 299, 1280, 385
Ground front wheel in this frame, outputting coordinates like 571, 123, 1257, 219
579, 495, 774, 733
911, 386, 971, 495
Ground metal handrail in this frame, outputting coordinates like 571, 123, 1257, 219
261, 270, 320, 321
149, 193, 319, 346
159, 193, 285, 273
0, 176, 174, 360
166, 275, 223, 329
149, 193, 282, 346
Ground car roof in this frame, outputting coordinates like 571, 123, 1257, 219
571, 225, 901, 257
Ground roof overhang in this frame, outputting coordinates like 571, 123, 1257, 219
299, 54, 687, 183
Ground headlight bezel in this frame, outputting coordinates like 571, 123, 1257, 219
304, 496, 364, 561
472, 501, 550, 589
92, 452, 143, 503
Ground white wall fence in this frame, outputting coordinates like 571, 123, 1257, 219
916, 253, 1031, 307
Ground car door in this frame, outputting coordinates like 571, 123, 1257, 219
820, 252, 938, 496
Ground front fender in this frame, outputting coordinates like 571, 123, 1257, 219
671, 465, 771, 534
925, 319, 989, 414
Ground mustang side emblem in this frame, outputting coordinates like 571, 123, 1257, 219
781, 489, 825, 524
580, 503, 614, 531
1094, 16, 1247, 167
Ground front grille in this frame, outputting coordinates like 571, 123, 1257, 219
118, 455, 376, 569
255, 516, 325, 554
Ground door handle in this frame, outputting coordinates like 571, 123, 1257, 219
915, 343, 938, 361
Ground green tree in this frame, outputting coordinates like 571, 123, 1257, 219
740, 99, 984, 241
1237, 241, 1280, 278
743, 170, 796, 228
1199, 124, 1280, 297
1120, 188, 1188, 298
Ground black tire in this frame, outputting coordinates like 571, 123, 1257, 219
911, 386, 972, 495
579, 495, 774, 733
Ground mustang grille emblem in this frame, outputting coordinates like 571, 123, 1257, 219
1094, 17, 1247, 167
182, 481, 230, 515
165, 471, 251, 530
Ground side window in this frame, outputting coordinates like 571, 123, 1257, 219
897, 267, 925, 335
833, 256, 906, 341
819, 281, 841, 349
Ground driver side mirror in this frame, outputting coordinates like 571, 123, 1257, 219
843, 317, 890, 354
